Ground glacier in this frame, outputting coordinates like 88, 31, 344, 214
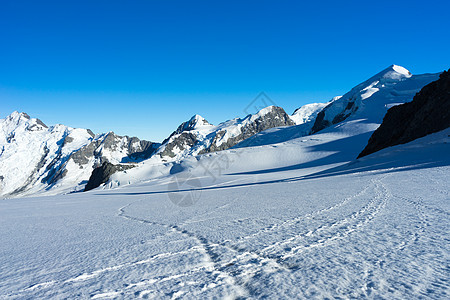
0, 65, 448, 299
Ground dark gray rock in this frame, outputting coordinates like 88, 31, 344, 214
36, 119, 48, 128
311, 98, 358, 134
6, 133, 15, 143
201, 106, 295, 154
62, 136, 74, 148
87, 129, 95, 138
128, 140, 160, 161
84, 162, 135, 191
71, 141, 98, 166
173, 116, 211, 136
161, 116, 211, 145
160, 132, 198, 158
358, 69, 450, 158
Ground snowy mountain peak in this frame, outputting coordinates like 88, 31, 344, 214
291, 103, 328, 125
253, 105, 276, 117
173, 114, 213, 135
373, 64, 412, 83
188, 114, 212, 128
310, 65, 438, 134
244, 105, 281, 123
391, 64, 412, 76
5, 111, 31, 124
1, 111, 48, 135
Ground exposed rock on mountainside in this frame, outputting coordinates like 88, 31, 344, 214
358, 69, 450, 158
158, 115, 213, 158
84, 162, 135, 191
1, 65, 443, 197
160, 132, 199, 158
156, 106, 295, 159
43, 132, 160, 189
202, 106, 295, 153
0, 112, 159, 197
169, 115, 212, 137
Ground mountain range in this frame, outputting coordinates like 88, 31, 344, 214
0, 65, 445, 198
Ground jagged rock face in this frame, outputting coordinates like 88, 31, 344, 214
171, 115, 211, 137
128, 139, 160, 160
159, 132, 199, 158
158, 115, 213, 158
202, 106, 295, 153
0, 113, 158, 198
42, 132, 160, 191
67, 132, 160, 167
156, 106, 295, 159
84, 162, 135, 191
41, 132, 159, 189
358, 69, 450, 158
311, 65, 413, 134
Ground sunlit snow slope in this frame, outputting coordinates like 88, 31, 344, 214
0, 127, 448, 299
0, 65, 448, 299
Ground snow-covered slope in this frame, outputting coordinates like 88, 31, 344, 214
0, 113, 159, 198
0, 112, 93, 196
1, 65, 449, 298
154, 105, 295, 161
1, 126, 448, 299
0, 106, 295, 198
290, 102, 329, 125
0, 65, 441, 197
311, 65, 416, 133
233, 66, 440, 150
234, 101, 330, 149
102, 66, 441, 195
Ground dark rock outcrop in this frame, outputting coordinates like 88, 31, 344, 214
160, 132, 199, 158
358, 69, 450, 158
42, 132, 158, 189
201, 106, 295, 154
171, 115, 211, 137
70, 132, 159, 166
0, 111, 161, 197
158, 116, 211, 158
84, 162, 135, 191
158, 106, 296, 158
311, 99, 359, 134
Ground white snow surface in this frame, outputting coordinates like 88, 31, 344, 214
290, 102, 328, 125
0, 65, 439, 198
0, 113, 152, 198
1, 126, 448, 299
1, 65, 448, 299
0, 112, 94, 196
153, 105, 290, 161
313, 65, 423, 132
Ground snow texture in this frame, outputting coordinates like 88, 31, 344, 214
0, 127, 448, 299
0, 65, 448, 299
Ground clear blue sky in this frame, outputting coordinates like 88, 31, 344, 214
1, 0, 449, 141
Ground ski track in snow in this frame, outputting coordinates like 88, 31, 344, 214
64, 175, 377, 297
1, 168, 449, 299
2, 67, 449, 299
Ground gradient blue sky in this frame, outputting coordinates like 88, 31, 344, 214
1, 0, 449, 141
